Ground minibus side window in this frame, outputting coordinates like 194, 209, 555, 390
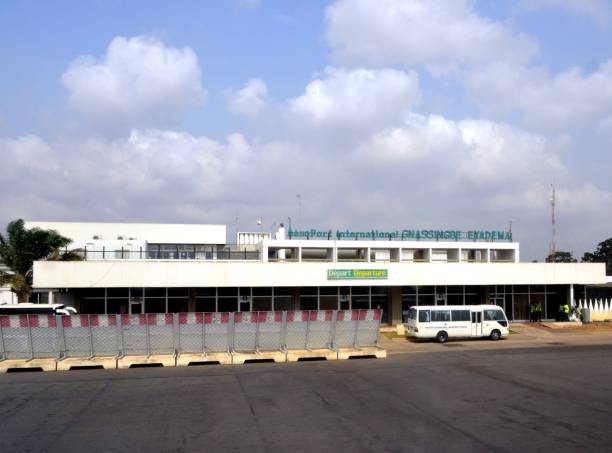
408, 308, 417, 320
431, 310, 450, 322
451, 310, 470, 321
418, 310, 430, 323
484, 309, 506, 321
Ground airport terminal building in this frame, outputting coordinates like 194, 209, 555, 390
27, 221, 607, 325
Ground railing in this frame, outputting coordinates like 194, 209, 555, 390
65, 247, 261, 261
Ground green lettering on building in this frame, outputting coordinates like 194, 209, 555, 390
287, 228, 512, 242
327, 269, 388, 280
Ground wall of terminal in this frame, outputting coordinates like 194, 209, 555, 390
33, 261, 607, 289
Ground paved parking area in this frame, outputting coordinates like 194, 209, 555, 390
1, 341, 611, 452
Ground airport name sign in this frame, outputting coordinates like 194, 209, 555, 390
327, 269, 388, 280
288, 228, 512, 242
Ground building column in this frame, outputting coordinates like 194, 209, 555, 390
391, 286, 402, 325
570, 284, 575, 308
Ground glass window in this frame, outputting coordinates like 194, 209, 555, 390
145, 299, 166, 313
319, 295, 338, 310
274, 297, 292, 311
484, 309, 506, 321
195, 299, 216, 312
83, 288, 105, 298
418, 310, 430, 323
252, 297, 272, 311
319, 286, 338, 296
418, 286, 435, 294
447, 286, 463, 294
299, 297, 318, 311
402, 286, 417, 295
217, 298, 237, 312
299, 287, 318, 296
252, 287, 271, 297
447, 294, 463, 305
275, 287, 293, 296
451, 310, 470, 321
418, 294, 435, 305
168, 298, 188, 313
107, 288, 128, 298
168, 288, 188, 297
194, 288, 216, 297
431, 310, 451, 322
408, 308, 417, 320
352, 295, 370, 309
82, 299, 105, 314
107, 299, 128, 314
352, 286, 369, 295
145, 288, 166, 298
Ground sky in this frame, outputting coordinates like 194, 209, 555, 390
1, 0, 611, 261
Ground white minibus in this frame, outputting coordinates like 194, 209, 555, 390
404, 304, 509, 343
0, 303, 77, 316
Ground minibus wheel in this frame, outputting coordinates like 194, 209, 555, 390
435, 331, 448, 343
490, 330, 501, 341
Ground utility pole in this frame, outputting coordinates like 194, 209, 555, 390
296, 194, 302, 230
549, 183, 556, 259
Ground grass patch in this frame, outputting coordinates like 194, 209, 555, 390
381, 331, 407, 340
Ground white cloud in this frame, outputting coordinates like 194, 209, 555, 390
466, 61, 612, 130
325, 0, 537, 70
355, 114, 562, 189
226, 78, 268, 117
62, 36, 205, 134
289, 67, 420, 129
520, 0, 610, 27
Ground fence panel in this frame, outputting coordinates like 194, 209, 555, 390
121, 315, 148, 356
147, 314, 175, 355
203, 312, 231, 352
334, 310, 359, 348
0, 315, 33, 359
306, 310, 334, 349
89, 315, 120, 356
30, 315, 59, 358
255, 312, 284, 351
355, 309, 382, 347
233, 312, 257, 351
62, 315, 94, 357
177, 313, 203, 353
284, 311, 308, 350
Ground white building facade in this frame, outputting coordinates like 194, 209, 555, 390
27, 221, 607, 324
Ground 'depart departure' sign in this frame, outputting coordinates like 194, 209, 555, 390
327, 269, 388, 280
288, 228, 512, 242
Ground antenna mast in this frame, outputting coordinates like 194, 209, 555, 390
549, 183, 556, 258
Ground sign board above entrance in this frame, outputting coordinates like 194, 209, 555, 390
327, 269, 388, 280
288, 229, 512, 242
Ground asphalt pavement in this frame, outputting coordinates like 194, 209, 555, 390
1, 343, 611, 453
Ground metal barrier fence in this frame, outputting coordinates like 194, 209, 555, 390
0, 310, 382, 360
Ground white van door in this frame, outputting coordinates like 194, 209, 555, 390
470, 311, 482, 337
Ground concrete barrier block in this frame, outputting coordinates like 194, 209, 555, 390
117, 354, 176, 369
0, 358, 57, 373
56, 356, 117, 371
176, 352, 232, 366
337, 347, 387, 360
231, 350, 287, 364
286, 349, 338, 362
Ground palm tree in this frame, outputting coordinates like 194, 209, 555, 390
0, 219, 80, 303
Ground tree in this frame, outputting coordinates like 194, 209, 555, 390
0, 219, 78, 303
582, 238, 612, 275
545, 251, 577, 263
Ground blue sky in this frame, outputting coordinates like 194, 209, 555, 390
1, 0, 612, 260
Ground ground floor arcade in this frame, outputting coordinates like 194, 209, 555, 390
43, 284, 584, 325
